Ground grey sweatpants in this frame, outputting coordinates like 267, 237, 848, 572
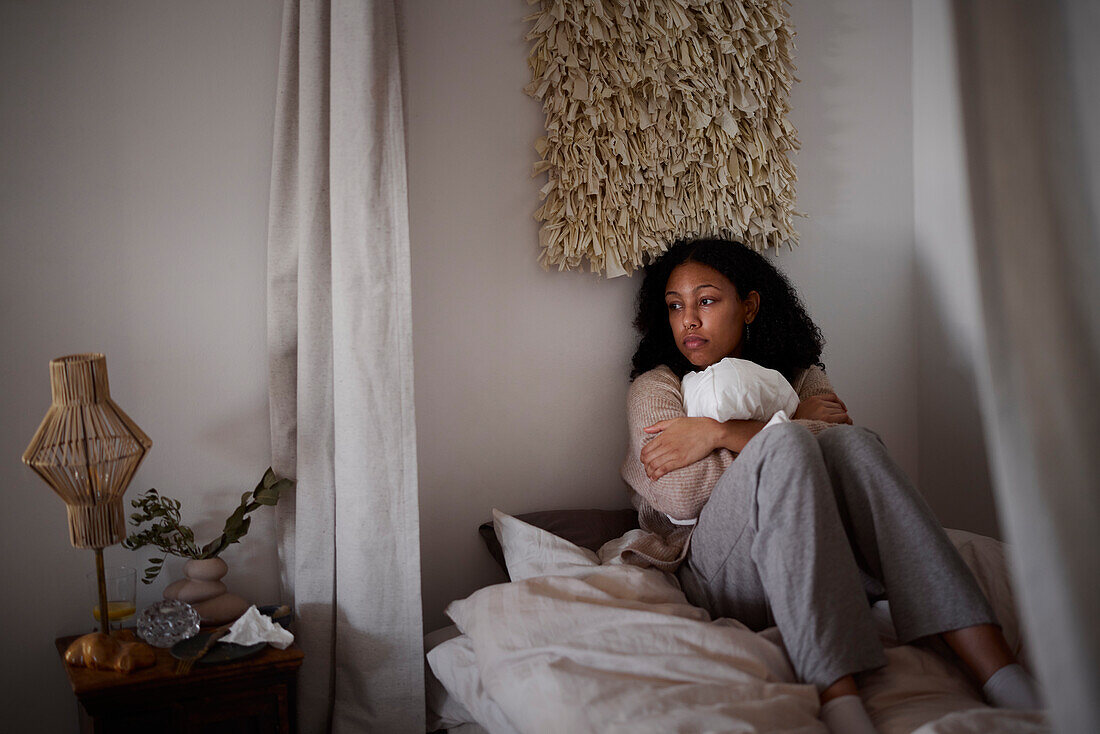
676, 422, 996, 692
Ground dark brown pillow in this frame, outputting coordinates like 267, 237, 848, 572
479, 508, 639, 578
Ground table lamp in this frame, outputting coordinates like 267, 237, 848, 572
22, 353, 152, 635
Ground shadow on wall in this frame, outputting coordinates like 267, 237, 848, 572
913, 256, 1000, 540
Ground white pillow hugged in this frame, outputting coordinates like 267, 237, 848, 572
681, 356, 799, 424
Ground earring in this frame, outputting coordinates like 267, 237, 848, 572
744, 321, 751, 342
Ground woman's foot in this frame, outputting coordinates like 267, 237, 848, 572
819, 674, 859, 703
981, 663, 1042, 710
820, 694, 877, 734
941, 623, 1015, 681
819, 676, 877, 733
940, 624, 1042, 708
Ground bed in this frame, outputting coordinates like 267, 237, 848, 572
425, 509, 1050, 733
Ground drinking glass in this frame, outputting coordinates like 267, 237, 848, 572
86, 566, 137, 630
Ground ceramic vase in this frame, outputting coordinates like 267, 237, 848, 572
162, 557, 250, 625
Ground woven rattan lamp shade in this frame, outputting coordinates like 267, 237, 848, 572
22, 354, 152, 549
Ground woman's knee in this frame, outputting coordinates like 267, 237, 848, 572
817, 424, 922, 503
744, 420, 817, 461
743, 422, 830, 504
817, 424, 884, 456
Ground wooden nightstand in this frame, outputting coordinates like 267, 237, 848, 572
56, 631, 304, 733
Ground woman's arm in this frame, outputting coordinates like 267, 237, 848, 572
642, 416, 764, 474
791, 365, 852, 432
642, 365, 849, 475
622, 364, 850, 520
621, 367, 735, 520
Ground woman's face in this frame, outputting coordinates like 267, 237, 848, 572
665, 261, 758, 368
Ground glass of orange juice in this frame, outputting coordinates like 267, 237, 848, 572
86, 566, 137, 631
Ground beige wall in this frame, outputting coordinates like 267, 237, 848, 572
0, 2, 283, 730
912, 0, 1000, 539
403, 0, 932, 632
401, 0, 641, 633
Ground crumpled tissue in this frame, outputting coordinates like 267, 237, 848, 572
220, 605, 294, 650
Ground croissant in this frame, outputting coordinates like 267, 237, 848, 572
64, 632, 156, 674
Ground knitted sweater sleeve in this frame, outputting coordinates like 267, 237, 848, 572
620, 366, 735, 521
789, 363, 837, 436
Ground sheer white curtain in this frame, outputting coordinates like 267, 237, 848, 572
951, 1, 1100, 731
266, 0, 424, 730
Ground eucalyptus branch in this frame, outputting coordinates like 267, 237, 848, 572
122, 468, 292, 584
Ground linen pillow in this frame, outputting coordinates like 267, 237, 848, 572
491, 509, 597, 582
478, 507, 638, 578
490, 509, 652, 582
426, 632, 520, 734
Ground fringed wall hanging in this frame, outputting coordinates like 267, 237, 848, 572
524, 0, 799, 277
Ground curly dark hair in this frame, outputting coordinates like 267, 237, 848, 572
630, 238, 825, 381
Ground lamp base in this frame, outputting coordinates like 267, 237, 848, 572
64, 631, 156, 674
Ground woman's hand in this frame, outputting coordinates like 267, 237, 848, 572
641, 417, 726, 481
641, 418, 768, 480
792, 392, 853, 425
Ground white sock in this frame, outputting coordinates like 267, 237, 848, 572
982, 663, 1042, 709
820, 694, 877, 734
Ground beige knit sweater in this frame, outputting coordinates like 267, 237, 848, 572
619, 364, 837, 571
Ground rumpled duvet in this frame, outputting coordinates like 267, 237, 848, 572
427, 512, 1049, 734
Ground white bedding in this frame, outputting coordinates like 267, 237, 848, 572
426, 511, 1048, 733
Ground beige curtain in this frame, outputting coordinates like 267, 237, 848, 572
951, 1, 1100, 731
266, 0, 424, 730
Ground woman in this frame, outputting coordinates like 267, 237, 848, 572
619, 239, 1040, 733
